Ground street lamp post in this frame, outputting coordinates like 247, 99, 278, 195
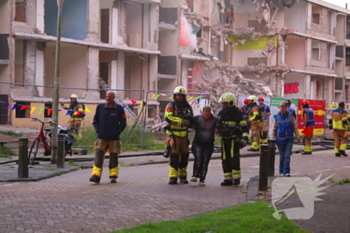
51, 0, 64, 164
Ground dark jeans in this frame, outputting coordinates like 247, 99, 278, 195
277, 141, 293, 175
192, 141, 214, 181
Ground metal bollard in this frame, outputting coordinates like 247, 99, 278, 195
57, 134, 65, 168
18, 137, 28, 178
268, 139, 276, 177
259, 144, 269, 191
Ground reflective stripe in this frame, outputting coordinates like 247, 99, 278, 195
109, 166, 119, 177
169, 165, 178, 178
224, 173, 233, 180
232, 170, 241, 179
92, 165, 102, 177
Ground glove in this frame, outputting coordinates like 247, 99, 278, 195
240, 136, 248, 148
182, 119, 190, 126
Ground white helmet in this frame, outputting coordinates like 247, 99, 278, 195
248, 95, 257, 103
173, 86, 187, 95
219, 92, 236, 107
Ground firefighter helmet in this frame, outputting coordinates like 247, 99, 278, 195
285, 98, 291, 104
70, 94, 78, 99
219, 92, 236, 107
173, 86, 187, 95
258, 97, 264, 101
244, 99, 250, 104
248, 95, 257, 103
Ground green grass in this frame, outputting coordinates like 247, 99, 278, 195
68, 160, 81, 166
0, 145, 16, 158
115, 201, 309, 233
0, 131, 23, 137
337, 178, 350, 185
74, 125, 165, 152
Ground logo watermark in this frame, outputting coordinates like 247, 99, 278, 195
271, 173, 332, 220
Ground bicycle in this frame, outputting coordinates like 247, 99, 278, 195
28, 118, 75, 165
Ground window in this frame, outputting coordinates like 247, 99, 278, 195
346, 47, 350, 66
147, 105, 156, 118
247, 57, 267, 66
15, 101, 30, 118
44, 103, 52, 118
15, 0, 26, 22
312, 39, 320, 60
312, 14, 320, 24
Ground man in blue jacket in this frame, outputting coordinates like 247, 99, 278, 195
89, 91, 127, 184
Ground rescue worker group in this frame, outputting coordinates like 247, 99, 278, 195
87, 86, 348, 186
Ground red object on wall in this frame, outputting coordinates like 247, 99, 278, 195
284, 82, 299, 94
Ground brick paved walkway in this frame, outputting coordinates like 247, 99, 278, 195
0, 147, 349, 233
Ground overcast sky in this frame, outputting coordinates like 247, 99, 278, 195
321, 0, 349, 8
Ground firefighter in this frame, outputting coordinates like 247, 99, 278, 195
301, 100, 315, 155
258, 97, 270, 144
165, 86, 193, 185
216, 92, 249, 186
328, 101, 349, 157
89, 91, 127, 184
62, 94, 85, 139
247, 95, 262, 151
240, 99, 250, 123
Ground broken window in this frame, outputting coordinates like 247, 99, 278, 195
311, 5, 321, 25
15, 0, 26, 22
100, 9, 110, 43
126, 1, 143, 48
15, 40, 26, 85
15, 101, 30, 118
346, 47, 350, 66
311, 39, 320, 60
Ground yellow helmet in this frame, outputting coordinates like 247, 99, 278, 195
173, 86, 187, 95
248, 95, 257, 103
70, 94, 78, 99
219, 92, 236, 107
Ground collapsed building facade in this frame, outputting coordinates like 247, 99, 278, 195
0, 0, 350, 127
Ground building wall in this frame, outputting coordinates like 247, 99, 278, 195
285, 36, 306, 70
284, 1, 307, 33
44, 44, 87, 98
284, 72, 305, 99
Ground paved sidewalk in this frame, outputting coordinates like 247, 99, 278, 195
0, 144, 349, 233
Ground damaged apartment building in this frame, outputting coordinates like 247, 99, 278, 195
0, 0, 160, 127
1, 0, 350, 127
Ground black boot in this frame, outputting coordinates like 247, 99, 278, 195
233, 179, 241, 186
179, 177, 188, 184
339, 150, 348, 157
89, 175, 100, 184
302, 152, 312, 155
168, 177, 177, 185
220, 180, 233, 186
335, 153, 341, 157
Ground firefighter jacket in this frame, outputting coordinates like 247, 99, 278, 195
240, 105, 249, 121
63, 101, 85, 121
272, 111, 299, 145
259, 104, 270, 121
165, 101, 193, 137
329, 108, 349, 131
217, 106, 249, 139
93, 102, 127, 140
248, 103, 261, 123
303, 108, 315, 127
192, 114, 218, 144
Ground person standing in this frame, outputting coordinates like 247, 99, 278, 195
89, 91, 127, 184
247, 95, 261, 151
301, 100, 315, 155
240, 99, 250, 123
328, 102, 349, 157
190, 105, 218, 186
165, 86, 193, 185
216, 92, 249, 186
258, 97, 270, 144
62, 94, 85, 139
272, 102, 300, 177
285, 98, 296, 119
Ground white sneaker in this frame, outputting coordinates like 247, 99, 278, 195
285, 174, 290, 177
198, 181, 206, 186
190, 177, 198, 182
